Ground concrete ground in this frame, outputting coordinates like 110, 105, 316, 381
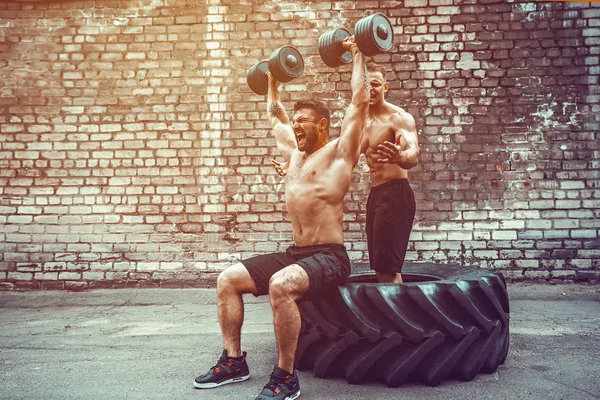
0, 283, 599, 400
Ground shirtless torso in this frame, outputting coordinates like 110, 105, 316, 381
362, 102, 414, 187
360, 66, 419, 184
285, 140, 352, 245
267, 37, 370, 247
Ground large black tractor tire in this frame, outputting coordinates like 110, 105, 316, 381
295, 262, 510, 387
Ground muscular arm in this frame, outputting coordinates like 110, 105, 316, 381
267, 73, 296, 162
395, 112, 419, 169
376, 112, 420, 169
336, 36, 370, 164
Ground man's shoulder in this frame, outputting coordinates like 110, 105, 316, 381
388, 106, 415, 128
370, 103, 412, 122
385, 102, 413, 118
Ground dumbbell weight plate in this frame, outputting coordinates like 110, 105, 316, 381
318, 27, 352, 68
246, 60, 269, 95
268, 45, 304, 83
355, 13, 394, 57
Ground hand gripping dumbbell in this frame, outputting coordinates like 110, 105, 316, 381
318, 12, 394, 68
246, 45, 305, 95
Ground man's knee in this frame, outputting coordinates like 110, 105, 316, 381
217, 263, 256, 294
268, 265, 309, 301
268, 275, 287, 299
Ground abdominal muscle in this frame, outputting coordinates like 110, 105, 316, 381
285, 152, 349, 246
287, 194, 344, 246
363, 116, 409, 187
364, 146, 408, 187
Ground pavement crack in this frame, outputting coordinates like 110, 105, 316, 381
543, 376, 600, 399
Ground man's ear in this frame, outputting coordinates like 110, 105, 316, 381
319, 117, 328, 132
384, 81, 390, 93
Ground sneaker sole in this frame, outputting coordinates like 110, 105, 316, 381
286, 390, 301, 400
194, 374, 249, 389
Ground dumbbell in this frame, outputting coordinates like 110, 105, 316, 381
318, 12, 394, 68
246, 45, 304, 95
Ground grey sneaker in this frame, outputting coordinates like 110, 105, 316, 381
194, 350, 250, 389
255, 366, 300, 400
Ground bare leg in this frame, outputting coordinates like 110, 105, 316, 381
216, 263, 258, 358
268, 264, 310, 373
376, 271, 403, 283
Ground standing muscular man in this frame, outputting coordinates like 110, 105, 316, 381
362, 61, 420, 283
193, 36, 369, 400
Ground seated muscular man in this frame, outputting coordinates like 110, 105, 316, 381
193, 36, 370, 400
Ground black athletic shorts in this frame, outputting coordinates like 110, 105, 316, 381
366, 179, 416, 273
241, 243, 351, 299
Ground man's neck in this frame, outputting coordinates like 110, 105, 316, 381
305, 136, 329, 155
368, 99, 388, 117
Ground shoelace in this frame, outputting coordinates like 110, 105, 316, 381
264, 374, 291, 392
211, 356, 234, 373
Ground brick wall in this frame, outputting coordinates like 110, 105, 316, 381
0, 0, 598, 290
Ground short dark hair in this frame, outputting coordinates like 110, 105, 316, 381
293, 100, 330, 129
366, 61, 387, 81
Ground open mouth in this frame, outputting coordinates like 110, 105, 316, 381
295, 131, 306, 143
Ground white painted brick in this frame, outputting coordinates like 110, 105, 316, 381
544, 230, 570, 239
523, 270, 549, 279
550, 270, 576, 279
415, 242, 440, 250
492, 231, 517, 240
515, 260, 540, 269
571, 230, 598, 238
500, 220, 525, 229
160, 262, 183, 270
58, 272, 81, 280
473, 250, 498, 259
82, 271, 105, 280
35, 272, 60, 280
8, 272, 33, 281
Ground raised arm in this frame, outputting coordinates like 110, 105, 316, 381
267, 73, 296, 162
376, 111, 420, 169
336, 36, 370, 165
